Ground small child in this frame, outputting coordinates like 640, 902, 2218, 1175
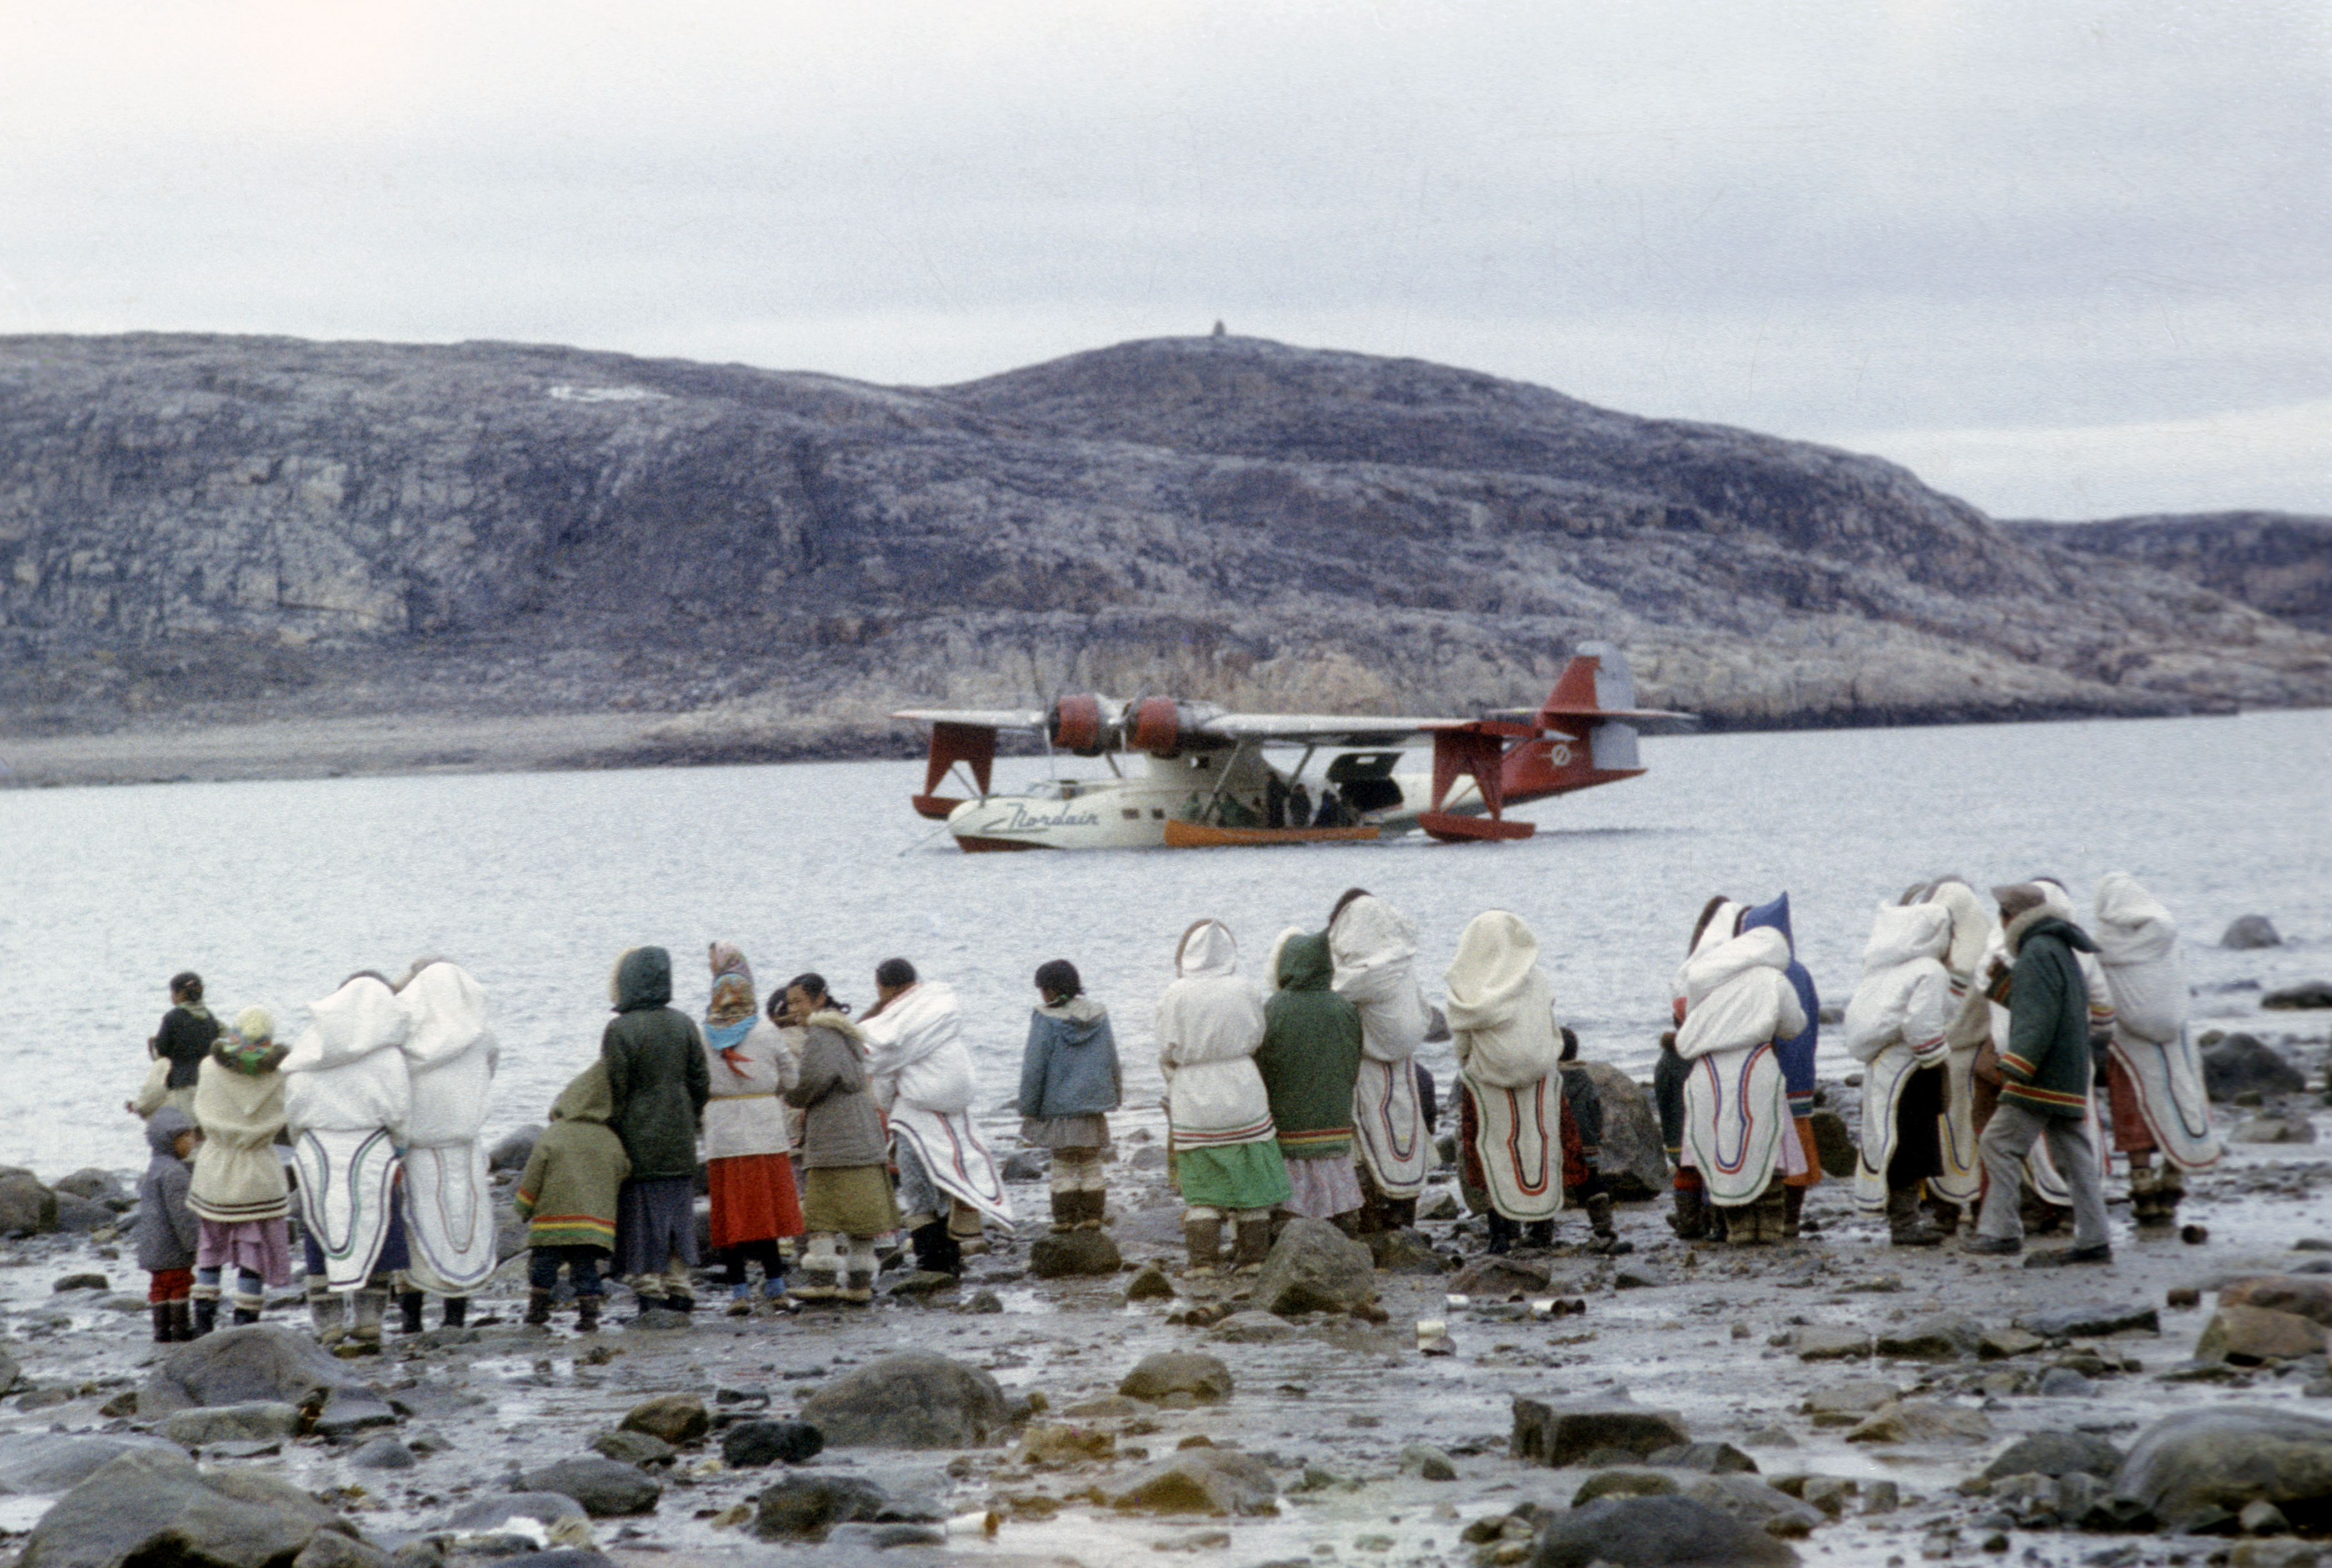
515, 1062, 631, 1333
136, 1107, 202, 1341
188, 1008, 294, 1334
778, 974, 898, 1304
1017, 958, 1122, 1234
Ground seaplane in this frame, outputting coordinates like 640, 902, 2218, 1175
893, 644, 1695, 852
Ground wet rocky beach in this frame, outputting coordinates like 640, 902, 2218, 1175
2, 1019, 2329, 1568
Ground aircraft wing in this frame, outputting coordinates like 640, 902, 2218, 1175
1189, 713, 1476, 747
1484, 704, 1703, 736
891, 708, 1048, 731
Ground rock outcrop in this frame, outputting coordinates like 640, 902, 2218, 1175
4, 332, 2328, 778
2005, 512, 2332, 634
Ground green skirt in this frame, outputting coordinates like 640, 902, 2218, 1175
1176, 1140, 1293, 1212
801, 1164, 902, 1239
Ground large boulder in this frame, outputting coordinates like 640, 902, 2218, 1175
796, 1351, 1009, 1449
1977, 1430, 2125, 1484
0, 1168, 58, 1235
1513, 1396, 1690, 1467
14, 1445, 359, 1568
488, 1126, 543, 1172
2194, 1305, 2328, 1364
2222, 1274, 2332, 1326
1100, 1450, 1277, 1516
1252, 1216, 1376, 1316
1028, 1229, 1123, 1278
2112, 1406, 2332, 1530
1529, 1495, 1799, 1567
1118, 1351, 1233, 1405
511, 1459, 660, 1518
1574, 1063, 1670, 1200
2202, 1034, 2308, 1100
139, 1324, 365, 1418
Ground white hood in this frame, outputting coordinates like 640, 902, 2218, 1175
1177, 918, 1241, 980
1674, 927, 1806, 1062
1922, 878, 1995, 987
858, 980, 977, 1114
1842, 903, 1953, 1066
1330, 893, 1431, 1065
1443, 910, 1561, 1089
399, 962, 496, 1146
282, 976, 412, 1135
2093, 871, 2186, 1044
1860, 903, 1951, 974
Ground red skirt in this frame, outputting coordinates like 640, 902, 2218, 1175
707, 1153, 806, 1249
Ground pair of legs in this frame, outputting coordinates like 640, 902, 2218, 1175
720, 1238, 797, 1314
629, 1246, 696, 1312
1181, 1205, 1273, 1274
1047, 1147, 1108, 1233
1972, 1100, 2111, 1255
527, 1245, 607, 1330
194, 1265, 266, 1330
148, 1268, 194, 1342
792, 1233, 882, 1303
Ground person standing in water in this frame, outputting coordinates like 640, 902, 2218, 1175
1017, 959, 1122, 1235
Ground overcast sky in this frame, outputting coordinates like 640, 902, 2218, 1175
3, 1, 2324, 520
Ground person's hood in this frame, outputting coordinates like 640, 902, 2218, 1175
1922, 878, 1994, 981
1176, 919, 1239, 979
400, 961, 492, 1068
1443, 910, 1544, 1028
549, 1062, 615, 1125
2032, 878, 2081, 924
146, 1104, 197, 1155
1328, 893, 1417, 968
1264, 926, 1306, 991
1740, 892, 1794, 949
2093, 872, 2177, 965
1036, 994, 1110, 1039
1690, 897, 1746, 959
1860, 902, 1951, 973
706, 941, 757, 1026
2005, 907, 2099, 957
1683, 926, 1793, 997
611, 947, 673, 1012
285, 976, 409, 1072
1275, 929, 1336, 992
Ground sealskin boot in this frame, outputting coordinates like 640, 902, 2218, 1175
793, 1237, 842, 1300
190, 1296, 218, 1338
441, 1296, 467, 1329
1782, 1185, 1805, 1241
1183, 1217, 1223, 1276
1484, 1212, 1520, 1255
306, 1275, 345, 1345
1048, 1191, 1078, 1234
347, 1286, 387, 1351
399, 1291, 425, 1335
2155, 1167, 2184, 1228
574, 1294, 601, 1333
1585, 1192, 1635, 1255
167, 1300, 195, 1341
1668, 1184, 1710, 1242
909, 1220, 962, 1277
524, 1288, 554, 1327
1077, 1189, 1107, 1231
1886, 1184, 1944, 1248
151, 1303, 174, 1344
1231, 1217, 1273, 1274
1924, 1195, 1963, 1238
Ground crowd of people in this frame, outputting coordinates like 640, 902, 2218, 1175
124, 870, 2209, 1344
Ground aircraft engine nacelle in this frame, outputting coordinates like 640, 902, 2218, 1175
1047, 693, 1124, 756
1129, 696, 1208, 757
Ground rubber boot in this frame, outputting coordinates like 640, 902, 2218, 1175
1782, 1185, 1805, 1242
1484, 1211, 1520, 1255
574, 1294, 601, 1333
442, 1296, 467, 1329
1182, 1216, 1223, 1276
909, 1220, 962, 1278
167, 1300, 195, 1341
1232, 1216, 1273, 1274
399, 1291, 425, 1335
524, 1288, 554, 1327
151, 1303, 174, 1344
190, 1296, 218, 1338
348, 1285, 387, 1351
1886, 1184, 1944, 1248
1048, 1190, 1078, 1234
1585, 1192, 1635, 1255
1924, 1194, 1962, 1238
1668, 1184, 1709, 1241
306, 1275, 346, 1345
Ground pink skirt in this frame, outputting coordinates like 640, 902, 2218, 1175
1282, 1154, 1364, 1220
196, 1218, 293, 1286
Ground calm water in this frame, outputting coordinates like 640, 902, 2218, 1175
2, 710, 2325, 1181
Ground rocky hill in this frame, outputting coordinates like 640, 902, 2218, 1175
2003, 511, 2332, 635
2, 332, 2327, 775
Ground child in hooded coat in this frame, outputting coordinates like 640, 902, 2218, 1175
515, 1062, 631, 1333
136, 1106, 202, 1341
780, 974, 899, 1304
601, 946, 711, 1314
188, 1008, 293, 1333
1017, 958, 1122, 1235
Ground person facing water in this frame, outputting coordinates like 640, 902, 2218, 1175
188, 1008, 294, 1335
698, 942, 805, 1315
150, 971, 220, 1109
601, 946, 711, 1315
1444, 910, 1565, 1256
515, 1061, 630, 1334
1671, 896, 1809, 1245
136, 1106, 202, 1343
393, 957, 497, 1333
1017, 958, 1122, 1236
1326, 888, 1433, 1233
1156, 918, 1289, 1276
282, 970, 412, 1350
1255, 927, 1364, 1231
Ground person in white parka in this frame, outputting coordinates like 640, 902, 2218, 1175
2092, 872, 2221, 1225
1157, 918, 1291, 1275
282, 973, 412, 1350
1326, 889, 1433, 1232
1444, 910, 1566, 1253
1844, 903, 1955, 1247
393, 958, 498, 1332
1672, 909, 1809, 1244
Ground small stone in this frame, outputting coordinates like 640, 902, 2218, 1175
719, 1420, 825, 1468
1119, 1351, 1233, 1405
1792, 1325, 1873, 1361
590, 1429, 675, 1467
349, 1436, 415, 1470
2036, 1367, 2095, 1398
619, 1393, 707, 1446
52, 1273, 108, 1292
1399, 1443, 1456, 1480
2220, 915, 2282, 949
1977, 1328, 2044, 1360
1123, 1263, 1176, 1303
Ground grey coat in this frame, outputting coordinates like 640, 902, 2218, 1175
1018, 998, 1123, 1120
135, 1106, 202, 1272
783, 1016, 889, 1170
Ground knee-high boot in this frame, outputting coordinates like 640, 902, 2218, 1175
306, 1275, 345, 1345
1182, 1214, 1223, 1275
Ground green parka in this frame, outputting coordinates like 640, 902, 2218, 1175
1999, 910, 2100, 1120
600, 947, 711, 1180
1254, 931, 1363, 1160
515, 1063, 632, 1250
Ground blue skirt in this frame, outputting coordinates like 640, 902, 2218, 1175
612, 1177, 700, 1277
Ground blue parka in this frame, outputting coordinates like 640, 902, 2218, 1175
1741, 893, 1820, 1121
1018, 997, 1123, 1120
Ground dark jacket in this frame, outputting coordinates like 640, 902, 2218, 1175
1999, 911, 2098, 1120
1254, 931, 1363, 1159
784, 1015, 889, 1169
600, 947, 711, 1182
155, 1005, 220, 1090
134, 1106, 201, 1272
1018, 997, 1123, 1120
1740, 893, 1820, 1118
